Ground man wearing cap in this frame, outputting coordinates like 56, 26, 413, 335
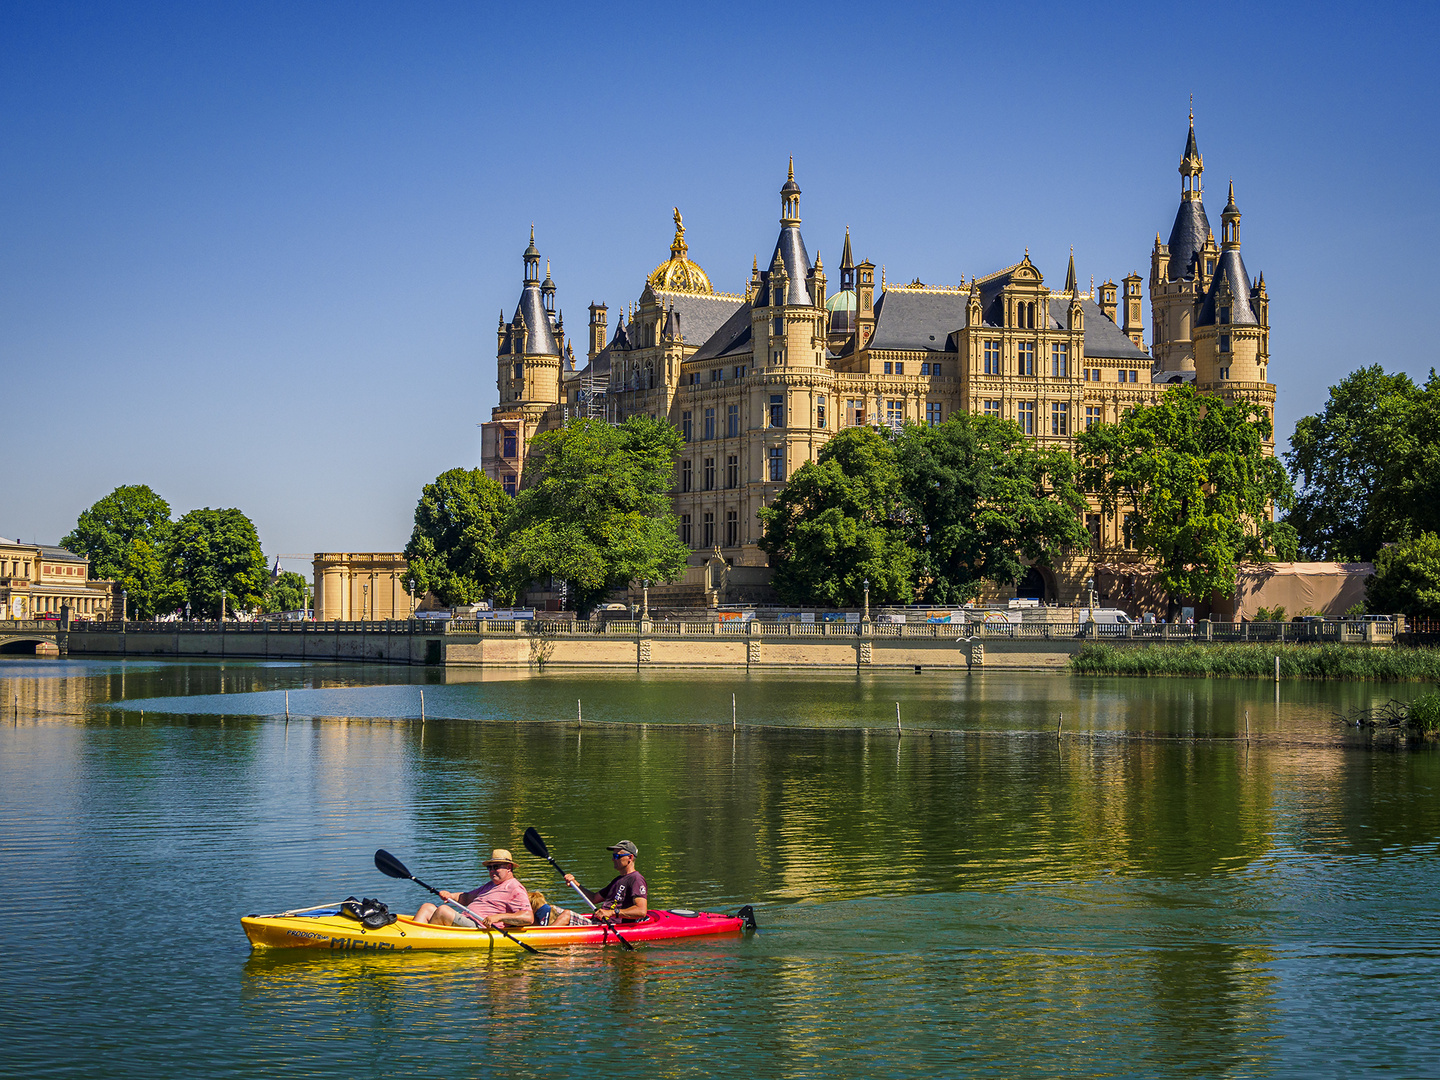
563, 840, 649, 923
412, 848, 534, 929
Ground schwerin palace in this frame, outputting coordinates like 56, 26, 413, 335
480, 118, 1275, 606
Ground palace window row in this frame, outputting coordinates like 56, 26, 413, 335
680, 510, 741, 549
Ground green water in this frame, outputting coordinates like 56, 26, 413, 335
3, 658, 1439, 1077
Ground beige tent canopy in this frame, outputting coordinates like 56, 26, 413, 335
1228, 562, 1374, 620
1094, 560, 1375, 621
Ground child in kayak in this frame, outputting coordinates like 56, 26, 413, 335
562, 840, 649, 923
413, 849, 534, 930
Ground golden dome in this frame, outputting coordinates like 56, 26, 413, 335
647, 208, 713, 294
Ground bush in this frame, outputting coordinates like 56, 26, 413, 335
1408, 691, 1440, 733
1070, 643, 1440, 681
1254, 605, 1287, 622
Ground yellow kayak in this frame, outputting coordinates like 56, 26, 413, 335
241, 909, 524, 952
242, 903, 754, 952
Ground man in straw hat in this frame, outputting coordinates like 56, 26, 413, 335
413, 848, 534, 929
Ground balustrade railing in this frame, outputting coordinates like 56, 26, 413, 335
55, 617, 1402, 644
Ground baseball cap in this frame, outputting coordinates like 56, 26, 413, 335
606, 840, 639, 857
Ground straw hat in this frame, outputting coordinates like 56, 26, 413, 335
484, 849, 516, 867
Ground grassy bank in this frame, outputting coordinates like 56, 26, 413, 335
1070, 642, 1440, 681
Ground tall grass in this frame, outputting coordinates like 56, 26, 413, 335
1070, 643, 1440, 681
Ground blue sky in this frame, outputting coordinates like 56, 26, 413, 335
2, 1, 1436, 559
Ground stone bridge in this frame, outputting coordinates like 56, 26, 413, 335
0, 621, 65, 656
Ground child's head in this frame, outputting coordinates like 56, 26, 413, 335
527, 890, 547, 912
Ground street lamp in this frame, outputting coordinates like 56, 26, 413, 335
362, 583, 369, 623
863, 578, 870, 620
642, 580, 649, 620
221, 587, 227, 622
1085, 577, 1096, 621
120, 589, 127, 626
409, 579, 416, 617
184, 600, 191, 623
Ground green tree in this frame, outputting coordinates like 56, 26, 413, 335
758, 426, 915, 607
896, 413, 1087, 603
166, 508, 268, 618
1284, 366, 1423, 560
1366, 533, 1440, 618
403, 468, 510, 607
264, 571, 310, 614
61, 484, 174, 616
1077, 384, 1297, 618
505, 416, 688, 614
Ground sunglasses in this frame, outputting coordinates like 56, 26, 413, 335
488, 864, 513, 871
612, 851, 630, 860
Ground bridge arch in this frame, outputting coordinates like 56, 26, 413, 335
0, 636, 56, 655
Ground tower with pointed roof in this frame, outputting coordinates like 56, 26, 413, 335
1192, 181, 1274, 428
1150, 113, 1220, 375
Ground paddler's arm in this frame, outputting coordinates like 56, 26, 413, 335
597, 896, 648, 922
480, 907, 534, 929
562, 873, 601, 905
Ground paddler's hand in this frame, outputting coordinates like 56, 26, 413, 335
438, 890, 457, 902
563, 873, 577, 886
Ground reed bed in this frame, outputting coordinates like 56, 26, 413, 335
1069, 642, 1440, 682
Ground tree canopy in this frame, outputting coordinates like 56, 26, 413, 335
264, 571, 310, 614
1366, 532, 1440, 619
1285, 366, 1429, 560
504, 416, 689, 614
404, 468, 510, 607
758, 426, 915, 607
897, 413, 1087, 603
61, 484, 174, 618
165, 507, 269, 617
1077, 384, 1297, 616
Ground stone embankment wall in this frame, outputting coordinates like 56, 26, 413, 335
65, 620, 1086, 670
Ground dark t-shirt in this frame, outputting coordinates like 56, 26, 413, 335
595, 871, 648, 914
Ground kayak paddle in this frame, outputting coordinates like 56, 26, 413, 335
373, 848, 544, 956
522, 827, 635, 951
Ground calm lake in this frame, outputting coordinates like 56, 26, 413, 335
3, 658, 1439, 1078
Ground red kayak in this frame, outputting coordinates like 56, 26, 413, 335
243, 904, 755, 951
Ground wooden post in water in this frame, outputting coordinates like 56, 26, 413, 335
1245, 709, 1250, 741
285, 690, 290, 720
420, 689, 425, 722
578, 699, 583, 726
896, 701, 902, 737
732, 693, 736, 731
1057, 712, 1063, 739
1275, 655, 1280, 683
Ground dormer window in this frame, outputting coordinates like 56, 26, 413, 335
1219, 305, 1230, 324
1206, 259, 1215, 274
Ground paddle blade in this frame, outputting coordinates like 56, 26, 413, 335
522, 827, 550, 861
374, 849, 412, 880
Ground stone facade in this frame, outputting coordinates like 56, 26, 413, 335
313, 552, 412, 621
480, 121, 1277, 605
0, 540, 114, 621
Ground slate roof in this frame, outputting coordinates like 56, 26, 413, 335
867, 291, 969, 352
1195, 248, 1258, 327
1059, 298, 1153, 360
499, 283, 560, 356
35, 544, 86, 561
1165, 199, 1212, 281
652, 290, 745, 347
764, 225, 814, 306
688, 300, 754, 362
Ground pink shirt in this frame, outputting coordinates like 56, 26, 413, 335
458, 877, 529, 919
